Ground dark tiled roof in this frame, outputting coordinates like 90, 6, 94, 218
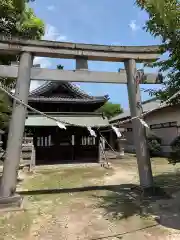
29, 82, 109, 103
28, 96, 108, 103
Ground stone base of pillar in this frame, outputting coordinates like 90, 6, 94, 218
131, 185, 170, 199
119, 149, 125, 159
0, 194, 23, 209
116, 138, 126, 159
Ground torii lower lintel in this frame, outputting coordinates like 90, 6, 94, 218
0, 65, 162, 84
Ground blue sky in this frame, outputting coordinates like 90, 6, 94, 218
29, 0, 163, 110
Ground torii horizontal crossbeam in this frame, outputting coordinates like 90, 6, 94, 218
0, 36, 160, 62
0, 65, 161, 84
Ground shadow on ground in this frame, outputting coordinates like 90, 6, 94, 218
18, 184, 134, 195
15, 169, 180, 231
90, 223, 159, 240
95, 170, 180, 231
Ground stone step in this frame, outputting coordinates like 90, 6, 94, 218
0, 207, 25, 213
102, 150, 118, 159
0, 194, 23, 209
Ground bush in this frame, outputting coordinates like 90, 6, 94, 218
169, 136, 180, 165
147, 135, 162, 157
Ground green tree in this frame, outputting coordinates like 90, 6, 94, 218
96, 102, 123, 119
0, 92, 12, 130
136, 0, 180, 104
57, 64, 64, 70
0, 0, 44, 64
0, 0, 44, 129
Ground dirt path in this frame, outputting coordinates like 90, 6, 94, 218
29, 198, 159, 240
23, 161, 180, 240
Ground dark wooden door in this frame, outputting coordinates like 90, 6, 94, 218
34, 127, 100, 165
74, 135, 99, 162
35, 128, 73, 165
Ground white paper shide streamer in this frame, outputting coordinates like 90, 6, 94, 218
112, 126, 122, 138
139, 119, 149, 128
87, 127, 97, 137
56, 121, 66, 129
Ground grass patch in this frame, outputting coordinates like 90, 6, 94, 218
0, 210, 32, 240
1, 156, 179, 239
0, 165, 114, 239
21, 166, 113, 204
23, 166, 112, 191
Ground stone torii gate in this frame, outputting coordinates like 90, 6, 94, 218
0, 36, 161, 202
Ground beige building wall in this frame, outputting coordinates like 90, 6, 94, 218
120, 105, 180, 154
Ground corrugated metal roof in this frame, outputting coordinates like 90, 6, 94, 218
109, 98, 161, 123
25, 114, 109, 127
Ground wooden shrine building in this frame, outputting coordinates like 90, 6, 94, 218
25, 81, 109, 165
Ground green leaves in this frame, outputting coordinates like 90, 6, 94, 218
96, 102, 123, 119
0, 0, 44, 39
57, 64, 64, 70
0, 0, 45, 129
136, 0, 180, 103
0, 90, 12, 129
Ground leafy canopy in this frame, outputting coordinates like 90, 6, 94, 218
0, 0, 44, 64
0, 0, 45, 129
136, 0, 180, 104
96, 102, 123, 119
0, 0, 44, 39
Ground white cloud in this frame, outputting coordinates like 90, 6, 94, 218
33, 24, 68, 68
30, 81, 43, 91
32, 24, 69, 91
47, 5, 55, 11
128, 20, 140, 32
43, 24, 61, 41
33, 57, 52, 68
56, 35, 67, 41
42, 24, 69, 42
111, 42, 121, 46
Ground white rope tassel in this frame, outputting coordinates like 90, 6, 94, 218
87, 127, 97, 137
112, 126, 122, 138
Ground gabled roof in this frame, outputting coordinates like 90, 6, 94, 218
109, 98, 161, 123
29, 81, 109, 104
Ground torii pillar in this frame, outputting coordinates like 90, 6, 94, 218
125, 59, 153, 190
0, 52, 33, 199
